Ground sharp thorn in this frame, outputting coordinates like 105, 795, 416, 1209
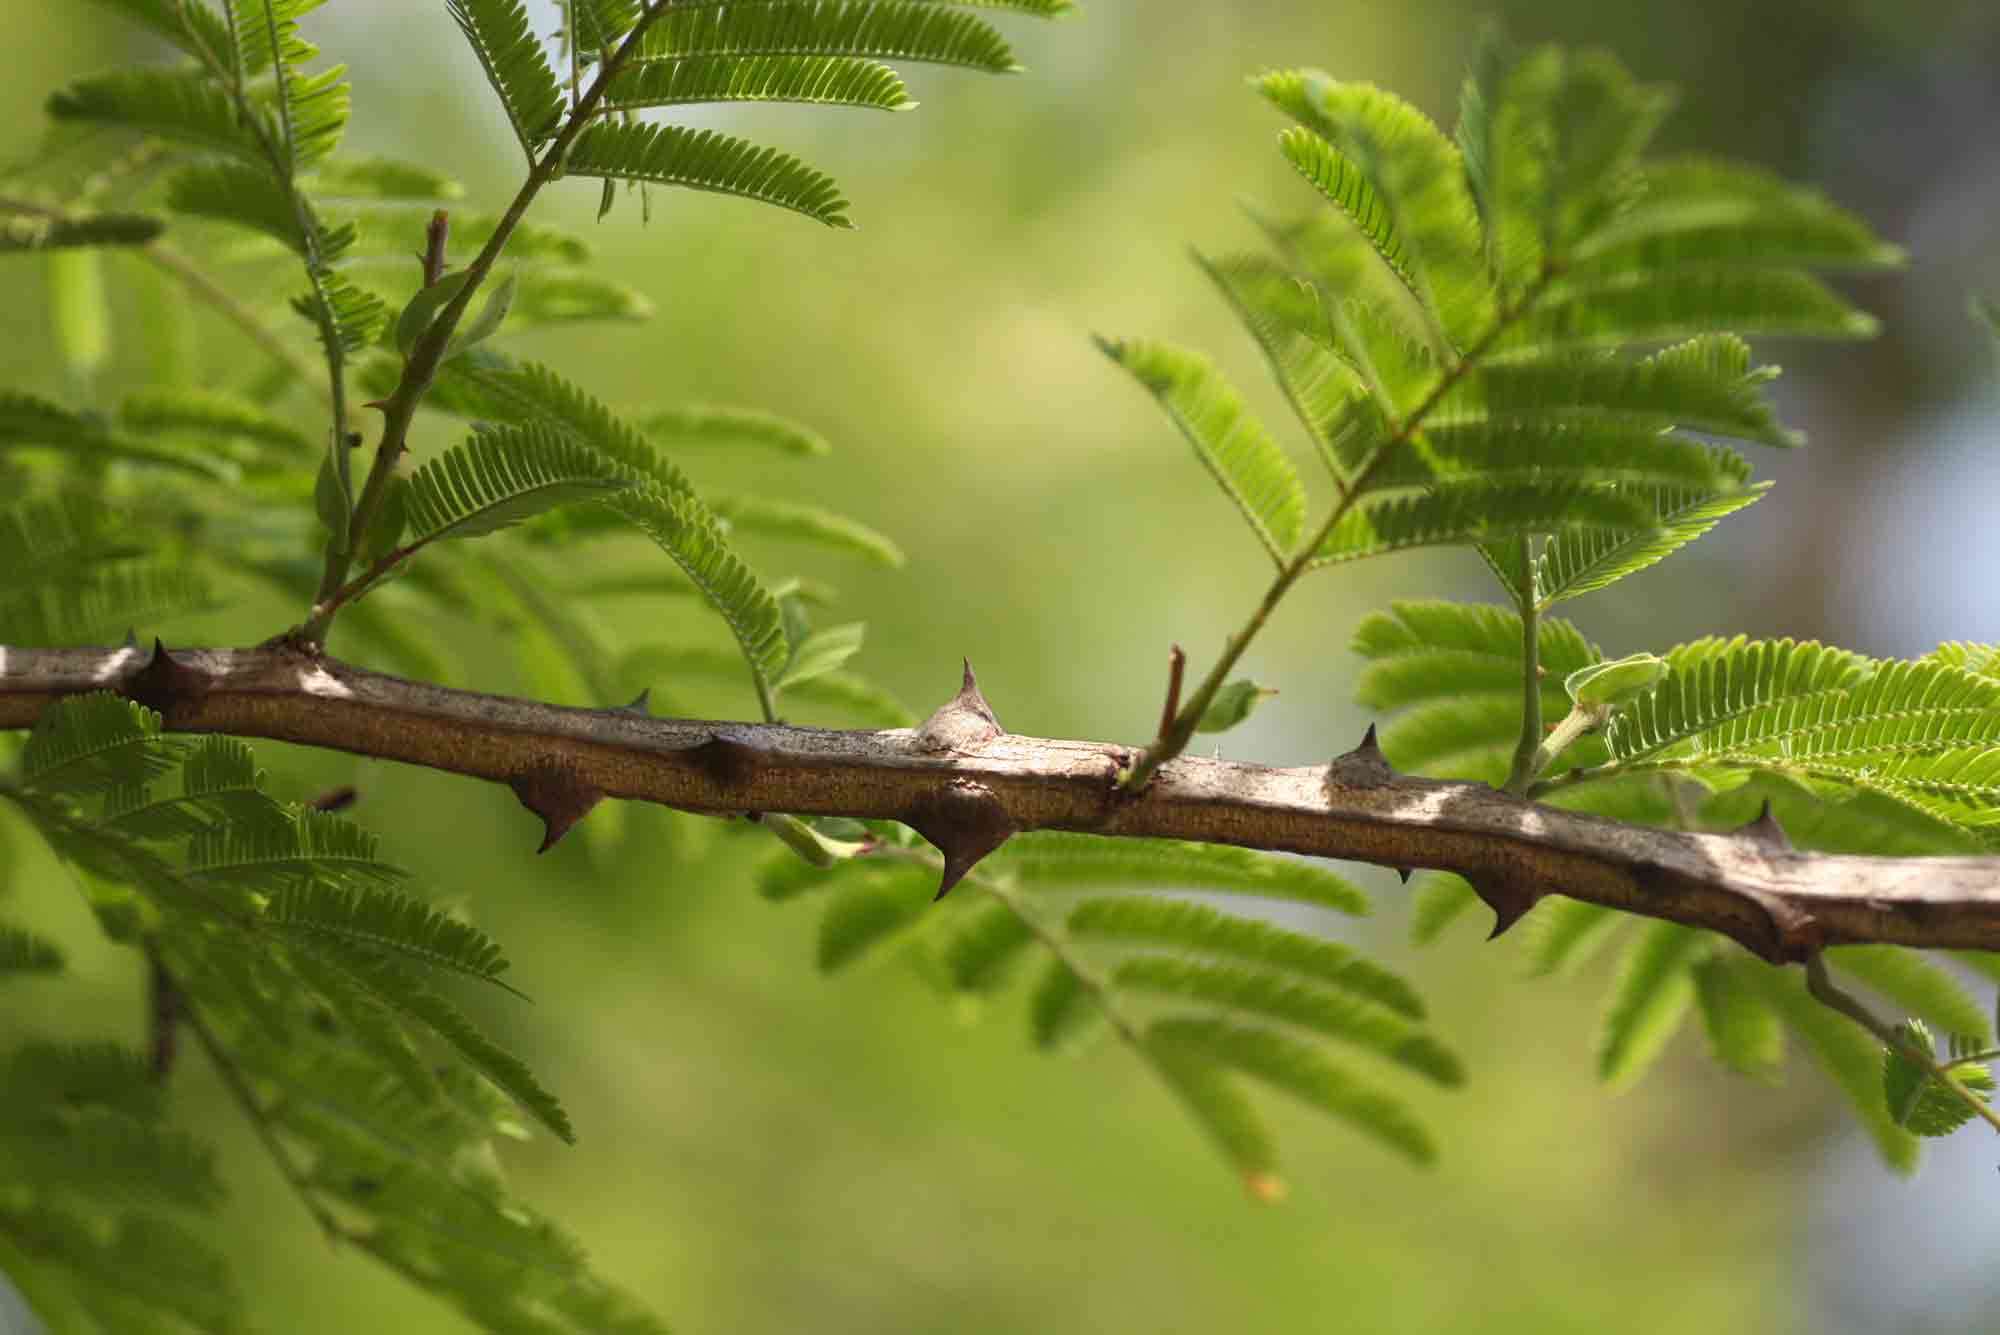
1325, 721, 1395, 789
1739, 797, 1794, 852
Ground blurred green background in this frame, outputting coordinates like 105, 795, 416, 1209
5, 1, 2000, 1331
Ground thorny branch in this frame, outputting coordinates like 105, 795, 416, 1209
7, 642, 2000, 967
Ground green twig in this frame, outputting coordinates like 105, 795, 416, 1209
1803, 953, 2000, 1137
866, 844, 1143, 1048
1502, 538, 1542, 795
1124, 268, 1559, 790
303, 2, 675, 643
169, 947, 352, 1245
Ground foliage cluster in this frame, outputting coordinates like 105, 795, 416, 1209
2, 3, 1999, 1331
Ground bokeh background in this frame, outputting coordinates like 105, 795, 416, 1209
4, 1, 2000, 1330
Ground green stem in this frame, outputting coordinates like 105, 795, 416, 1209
865, 845, 1143, 1046
1124, 269, 1558, 790
1518, 702, 1606, 790
171, 949, 352, 1245
1502, 540, 1542, 795
1803, 954, 2000, 1138
302, 3, 672, 643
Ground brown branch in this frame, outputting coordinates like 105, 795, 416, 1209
8, 643, 2000, 962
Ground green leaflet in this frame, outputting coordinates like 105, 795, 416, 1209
994, 832, 1370, 915
0, 925, 65, 974
19, 695, 186, 796
779, 620, 866, 687
1747, 966, 1920, 1172
0, 1038, 242, 1331
0, 390, 233, 480
508, 267, 652, 326
1312, 478, 1657, 568
602, 485, 792, 692
1351, 599, 1602, 783
564, 121, 851, 227
1929, 641, 2000, 683
637, 403, 834, 457
1028, 958, 1098, 1051
419, 356, 698, 496
1513, 896, 1621, 979
1407, 873, 1479, 945
102, 736, 286, 840
1195, 679, 1277, 733
711, 494, 906, 567
1828, 946, 1991, 1044
1275, 127, 1432, 351
1572, 156, 1905, 276
0, 210, 161, 252
1590, 647, 2000, 847
1115, 956, 1461, 1085
284, 937, 574, 1142
120, 386, 312, 459
1533, 484, 1768, 608
1595, 919, 1707, 1091
47, 68, 271, 163
606, 53, 916, 112
1095, 337, 1308, 563
187, 809, 405, 891
1368, 418, 1753, 493
232, 0, 331, 79
266, 881, 521, 994
1690, 954, 1786, 1081
300, 155, 465, 200
1150, 1017, 1437, 1164
401, 425, 633, 546
1066, 897, 1424, 1018
1881, 1020, 1996, 1137
938, 900, 1037, 992
1501, 266, 1878, 351
1197, 250, 1370, 481
1599, 636, 1877, 764
1250, 206, 1439, 416
638, 1, 1020, 72
0, 562, 214, 648
1445, 335, 1798, 447
290, 266, 387, 355
1143, 1034, 1278, 1186
82, 0, 236, 71
1256, 70, 1491, 350
445, 0, 565, 159
817, 874, 928, 970
1, 489, 215, 647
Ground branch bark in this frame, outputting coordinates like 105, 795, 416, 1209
6, 643, 2000, 962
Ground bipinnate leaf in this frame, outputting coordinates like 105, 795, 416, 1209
1882, 1020, 1996, 1137
1596, 920, 1706, 1090
401, 426, 633, 546
564, 121, 851, 227
444, 0, 565, 159
1095, 337, 1308, 563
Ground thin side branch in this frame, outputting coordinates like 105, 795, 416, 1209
8, 643, 2000, 962
1804, 954, 2000, 1136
